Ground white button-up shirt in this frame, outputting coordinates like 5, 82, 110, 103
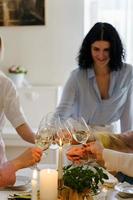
0, 71, 26, 164
55, 63, 133, 132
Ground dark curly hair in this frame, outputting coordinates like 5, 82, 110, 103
78, 22, 125, 71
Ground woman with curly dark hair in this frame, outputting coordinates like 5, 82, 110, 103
55, 22, 133, 132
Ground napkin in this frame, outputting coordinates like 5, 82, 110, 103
8, 192, 31, 200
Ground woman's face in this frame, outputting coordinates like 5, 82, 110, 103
91, 41, 110, 68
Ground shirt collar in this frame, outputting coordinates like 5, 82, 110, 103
87, 67, 116, 79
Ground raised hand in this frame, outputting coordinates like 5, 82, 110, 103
66, 146, 86, 164
12, 147, 43, 170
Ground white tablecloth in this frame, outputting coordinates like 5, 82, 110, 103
0, 165, 132, 200
0, 188, 131, 200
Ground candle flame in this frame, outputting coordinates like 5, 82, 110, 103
102, 187, 108, 193
32, 169, 38, 179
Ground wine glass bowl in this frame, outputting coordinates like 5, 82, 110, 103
35, 114, 55, 153
72, 130, 89, 144
56, 120, 72, 146
67, 117, 92, 144
35, 127, 53, 151
67, 117, 96, 164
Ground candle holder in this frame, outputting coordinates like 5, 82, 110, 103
58, 178, 64, 190
57, 139, 64, 190
55, 117, 72, 193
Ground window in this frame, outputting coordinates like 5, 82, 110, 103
84, 0, 133, 64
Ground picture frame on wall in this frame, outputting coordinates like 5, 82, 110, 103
0, 0, 45, 26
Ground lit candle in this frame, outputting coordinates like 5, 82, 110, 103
31, 169, 38, 200
58, 138, 63, 180
40, 169, 58, 200
101, 187, 108, 199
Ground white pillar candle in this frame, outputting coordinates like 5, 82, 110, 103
58, 139, 63, 180
31, 169, 38, 200
40, 169, 58, 200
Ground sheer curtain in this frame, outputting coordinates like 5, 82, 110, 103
84, 0, 133, 64
84, 0, 133, 132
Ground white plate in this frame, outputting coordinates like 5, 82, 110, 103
102, 170, 118, 187
7, 175, 30, 190
115, 182, 133, 195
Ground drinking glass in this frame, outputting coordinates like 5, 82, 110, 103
56, 117, 72, 146
67, 117, 93, 144
44, 112, 72, 146
35, 116, 54, 151
33, 116, 54, 170
67, 117, 95, 163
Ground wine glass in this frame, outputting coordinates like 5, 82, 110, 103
55, 116, 73, 189
67, 117, 95, 164
44, 112, 62, 147
67, 117, 91, 144
45, 112, 72, 146
56, 117, 72, 146
35, 116, 54, 151
33, 116, 54, 170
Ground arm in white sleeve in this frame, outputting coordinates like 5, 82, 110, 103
103, 149, 133, 177
3, 77, 35, 143
3, 78, 26, 127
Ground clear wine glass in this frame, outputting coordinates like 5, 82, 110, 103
44, 112, 61, 147
67, 117, 95, 164
67, 117, 90, 144
55, 116, 72, 146
44, 112, 72, 146
35, 116, 54, 151
33, 116, 54, 170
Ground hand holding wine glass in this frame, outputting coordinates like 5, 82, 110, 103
31, 116, 54, 170
67, 117, 96, 164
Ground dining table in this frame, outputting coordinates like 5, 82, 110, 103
0, 164, 132, 200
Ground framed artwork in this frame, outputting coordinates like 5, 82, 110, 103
0, 0, 45, 26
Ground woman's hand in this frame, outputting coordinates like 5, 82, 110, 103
83, 141, 104, 163
12, 147, 43, 170
66, 146, 86, 164
67, 141, 104, 165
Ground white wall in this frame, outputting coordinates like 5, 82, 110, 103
1, 0, 84, 161
0, 0, 84, 86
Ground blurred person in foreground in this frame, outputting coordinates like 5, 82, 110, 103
0, 36, 36, 165
0, 147, 42, 187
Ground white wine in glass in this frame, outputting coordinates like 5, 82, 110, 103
35, 115, 54, 152
72, 130, 89, 144
55, 116, 72, 146
67, 117, 91, 144
67, 117, 95, 164
35, 128, 53, 151
32, 116, 54, 170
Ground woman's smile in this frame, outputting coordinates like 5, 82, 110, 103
91, 40, 110, 67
